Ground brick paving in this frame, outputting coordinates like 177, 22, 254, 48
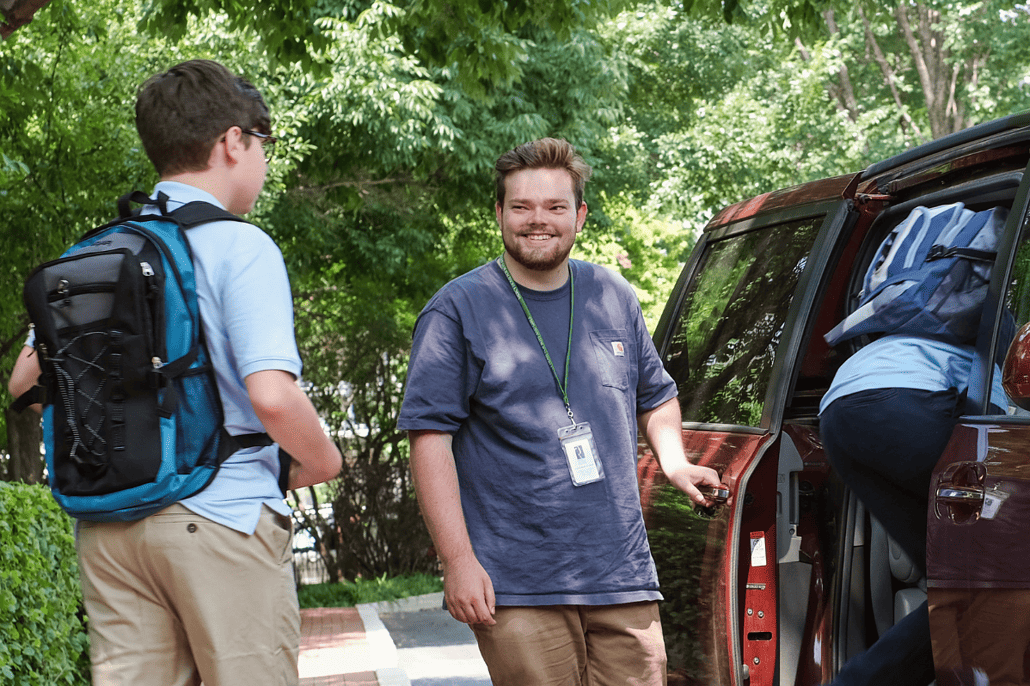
299, 607, 380, 686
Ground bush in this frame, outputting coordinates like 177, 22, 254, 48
297, 573, 443, 609
0, 482, 89, 685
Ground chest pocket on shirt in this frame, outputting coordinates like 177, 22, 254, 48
591, 329, 631, 391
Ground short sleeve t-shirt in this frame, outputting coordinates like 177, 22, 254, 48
398, 259, 677, 606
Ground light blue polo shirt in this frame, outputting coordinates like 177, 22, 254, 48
146, 182, 300, 534
820, 334, 1008, 415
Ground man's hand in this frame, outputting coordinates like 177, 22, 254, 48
9, 345, 43, 413
639, 397, 726, 505
442, 553, 496, 626
663, 461, 724, 506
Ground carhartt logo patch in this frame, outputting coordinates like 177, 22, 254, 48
611, 342, 625, 356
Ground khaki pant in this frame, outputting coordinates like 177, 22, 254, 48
76, 504, 300, 686
471, 601, 667, 686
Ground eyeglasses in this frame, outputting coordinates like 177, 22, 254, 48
242, 129, 278, 162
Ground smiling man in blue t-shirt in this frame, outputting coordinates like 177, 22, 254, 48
398, 137, 722, 686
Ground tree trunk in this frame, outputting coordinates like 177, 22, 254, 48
858, 6, 925, 145
822, 10, 859, 123
894, 2, 979, 139
0, 0, 53, 39
5, 405, 43, 484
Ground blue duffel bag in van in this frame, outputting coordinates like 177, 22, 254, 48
825, 202, 1008, 347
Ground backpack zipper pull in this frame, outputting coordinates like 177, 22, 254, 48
141, 262, 155, 277
152, 357, 163, 369
57, 278, 71, 307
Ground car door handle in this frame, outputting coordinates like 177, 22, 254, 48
935, 485, 985, 506
934, 461, 988, 523
699, 485, 731, 505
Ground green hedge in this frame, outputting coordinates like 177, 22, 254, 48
0, 482, 89, 685
297, 573, 443, 608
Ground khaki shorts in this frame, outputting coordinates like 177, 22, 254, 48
76, 504, 300, 686
471, 601, 667, 686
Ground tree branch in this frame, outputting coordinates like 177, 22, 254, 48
859, 6, 924, 143
895, 3, 941, 137
289, 176, 415, 195
822, 10, 859, 123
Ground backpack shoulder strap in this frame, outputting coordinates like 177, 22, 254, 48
230, 433, 295, 496
111, 190, 251, 230
117, 190, 161, 218
11, 385, 44, 413
76, 191, 168, 242
167, 201, 250, 229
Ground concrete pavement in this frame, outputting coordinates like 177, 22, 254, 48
298, 592, 492, 686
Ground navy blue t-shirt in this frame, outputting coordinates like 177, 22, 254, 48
398, 259, 677, 605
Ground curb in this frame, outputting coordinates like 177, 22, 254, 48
356, 592, 445, 686
361, 592, 445, 615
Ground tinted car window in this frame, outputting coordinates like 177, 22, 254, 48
665, 218, 821, 426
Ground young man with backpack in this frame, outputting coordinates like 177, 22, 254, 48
818, 203, 1011, 686
8, 59, 342, 685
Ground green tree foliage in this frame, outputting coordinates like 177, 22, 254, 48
597, 0, 1030, 247
139, 0, 636, 90
797, 0, 1030, 142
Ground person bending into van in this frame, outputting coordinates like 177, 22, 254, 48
819, 333, 1007, 686
398, 137, 723, 686
9, 60, 342, 686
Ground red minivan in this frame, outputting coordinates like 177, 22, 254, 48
638, 111, 1030, 686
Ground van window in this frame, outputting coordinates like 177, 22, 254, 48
665, 218, 821, 426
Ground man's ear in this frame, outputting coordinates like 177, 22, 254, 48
211, 126, 244, 168
496, 202, 504, 226
576, 202, 588, 233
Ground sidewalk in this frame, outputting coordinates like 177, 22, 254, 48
298, 606, 382, 685
299, 592, 484, 686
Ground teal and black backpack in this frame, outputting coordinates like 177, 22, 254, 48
15, 191, 284, 521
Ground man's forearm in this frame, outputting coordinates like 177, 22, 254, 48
9, 346, 43, 413
408, 430, 477, 564
409, 429, 496, 625
638, 397, 688, 470
245, 370, 342, 490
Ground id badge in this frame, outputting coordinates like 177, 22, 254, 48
557, 422, 605, 486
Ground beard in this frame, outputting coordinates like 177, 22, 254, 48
501, 231, 575, 273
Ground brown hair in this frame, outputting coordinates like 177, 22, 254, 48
494, 138, 592, 208
135, 60, 271, 177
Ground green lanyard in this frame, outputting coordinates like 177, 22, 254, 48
497, 256, 576, 422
